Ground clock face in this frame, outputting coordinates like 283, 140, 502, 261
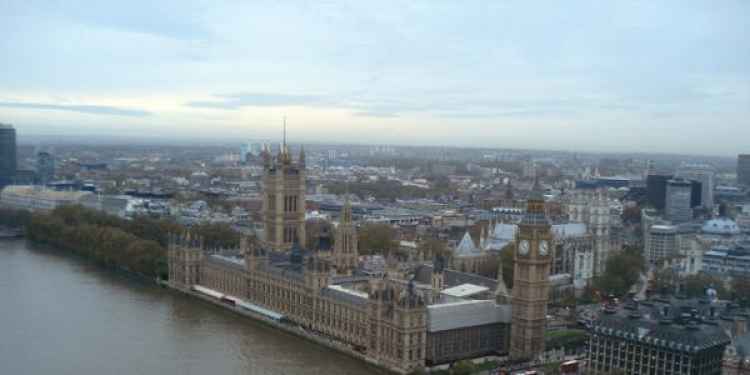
518, 240, 530, 256
539, 240, 549, 256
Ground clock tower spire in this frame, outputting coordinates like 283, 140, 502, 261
510, 178, 552, 361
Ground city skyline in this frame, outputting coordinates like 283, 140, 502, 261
1, 1, 749, 156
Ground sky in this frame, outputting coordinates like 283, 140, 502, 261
1, 1, 748, 156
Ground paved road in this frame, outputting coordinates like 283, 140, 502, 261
635, 267, 654, 300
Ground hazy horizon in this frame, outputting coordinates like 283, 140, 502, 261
2, 1, 749, 157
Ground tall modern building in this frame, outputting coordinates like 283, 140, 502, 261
666, 178, 693, 223
646, 174, 672, 210
36, 151, 55, 185
510, 180, 552, 361
689, 180, 702, 208
0, 124, 16, 188
262, 144, 306, 251
738, 154, 750, 187
677, 164, 715, 209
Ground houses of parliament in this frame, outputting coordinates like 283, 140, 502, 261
167, 145, 553, 374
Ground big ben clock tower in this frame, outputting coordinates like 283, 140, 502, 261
510, 179, 552, 361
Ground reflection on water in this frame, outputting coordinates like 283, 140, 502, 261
0, 240, 383, 375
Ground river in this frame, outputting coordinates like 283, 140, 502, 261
0, 239, 383, 375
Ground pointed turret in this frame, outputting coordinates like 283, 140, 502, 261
333, 193, 358, 275
262, 144, 272, 169
299, 145, 306, 168
341, 193, 353, 224
495, 256, 511, 304
479, 225, 487, 250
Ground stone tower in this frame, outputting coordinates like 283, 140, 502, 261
495, 256, 511, 305
510, 180, 552, 361
167, 232, 204, 290
262, 142, 306, 252
333, 196, 358, 274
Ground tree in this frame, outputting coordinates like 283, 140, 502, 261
622, 205, 641, 224
0, 208, 31, 227
191, 222, 240, 249
682, 274, 728, 299
451, 360, 476, 375
594, 247, 645, 296
652, 265, 677, 295
417, 237, 449, 260
358, 223, 398, 256
734, 277, 750, 307
543, 362, 561, 375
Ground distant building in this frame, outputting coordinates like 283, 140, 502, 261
567, 190, 621, 276
647, 225, 678, 264
689, 180, 702, 208
13, 169, 36, 185
666, 178, 693, 223
646, 174, 672, 210
739, 154, 750, 187
703, 243, 750, 278
677, 164, 715, 209
0, 185, 93, 212
0, 124, 16, 188
36, 151, 55, 185
552, 223, 593, 290
327, 149, 337, 161
241, 142, 263, 163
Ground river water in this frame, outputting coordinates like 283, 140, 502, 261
0, 239, 383, 375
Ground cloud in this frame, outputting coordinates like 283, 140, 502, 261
0, 101, 151, 117
186, 91, 598, 120
352, 110, 400, 118
58, 2, 213, 41
186, 93, 329, 109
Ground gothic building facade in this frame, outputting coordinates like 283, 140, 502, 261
262, 145, 306, 251
166, 144, 557, 372
566, 189, 622, 276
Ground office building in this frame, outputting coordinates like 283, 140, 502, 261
36, 151, 55, 185
739, 154, 750, 187
677, 164, 715, 209
646, 225, 678, 264
0, 123, 16, 188
666, 178, 693, 223
689, 180, 702, 208
646, 174, 672, 210
703, 243, 750, 278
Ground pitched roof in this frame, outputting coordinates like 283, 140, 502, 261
454, 231, 482, 257
428, 300, 511, 332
